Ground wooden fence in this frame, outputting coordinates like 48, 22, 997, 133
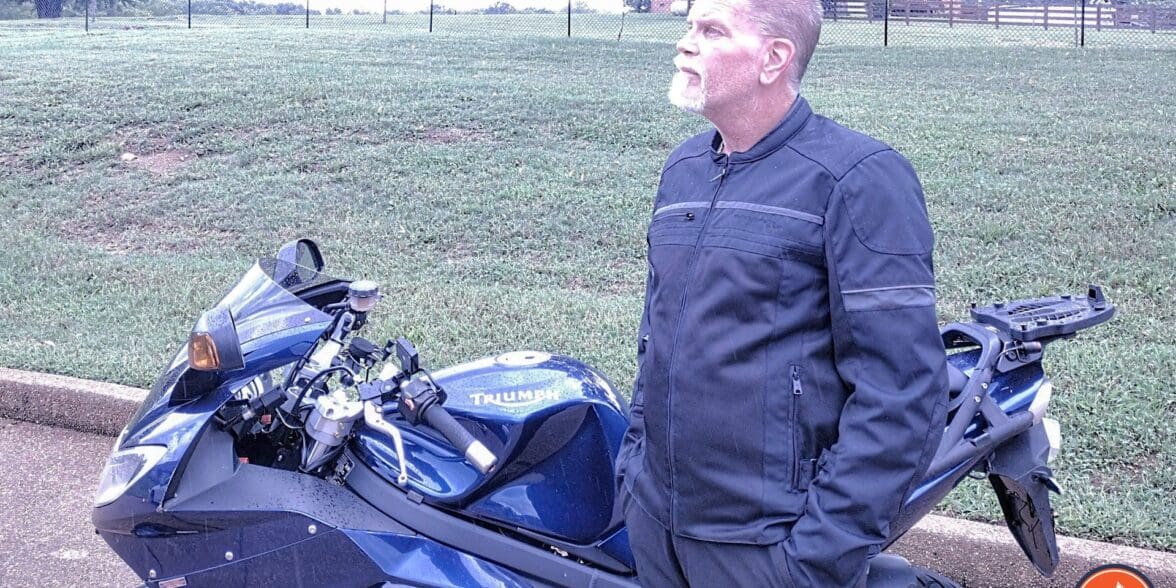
823, 0, 1176, 32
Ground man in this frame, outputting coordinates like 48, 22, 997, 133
613, 0, 949, 586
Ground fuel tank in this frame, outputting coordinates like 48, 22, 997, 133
351, 351, 631, 545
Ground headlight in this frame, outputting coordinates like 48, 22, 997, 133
94, 445, 167, 507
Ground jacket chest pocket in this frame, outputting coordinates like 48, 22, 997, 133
699, 207, 826, 313
648, 203, 707, 246
646, 206, 707, 295
703, 205, 824, 263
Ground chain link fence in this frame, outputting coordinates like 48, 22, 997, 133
818, 0, 1176, 47
1, 0, 1173, 46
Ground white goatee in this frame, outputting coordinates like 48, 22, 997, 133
668, 71, 706, 114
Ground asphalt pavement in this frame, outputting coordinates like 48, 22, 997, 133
0, 418, 139, 587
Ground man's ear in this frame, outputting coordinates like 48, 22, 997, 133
760, 38, 796, 86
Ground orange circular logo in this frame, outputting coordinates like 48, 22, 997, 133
1075, 564, 1153, 588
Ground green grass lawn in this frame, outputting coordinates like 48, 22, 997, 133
0, 23, 1173, 551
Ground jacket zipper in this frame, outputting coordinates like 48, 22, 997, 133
666, 156, 730, 532
659, 211, 696, 222
653, 201, 708, 219
790, 364, 804, 489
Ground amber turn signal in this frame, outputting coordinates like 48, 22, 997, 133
189, 332, 221, 371
187, 304, 244, 372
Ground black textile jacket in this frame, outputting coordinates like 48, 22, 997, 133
615, 97, 949, 587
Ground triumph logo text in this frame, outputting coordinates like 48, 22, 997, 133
469, 389, 563, 408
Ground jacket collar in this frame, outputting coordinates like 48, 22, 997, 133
710, 96, 812, 164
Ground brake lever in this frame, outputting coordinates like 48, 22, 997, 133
363, 400, 410, 487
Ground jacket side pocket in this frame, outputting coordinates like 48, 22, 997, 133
789, 364, 805, 490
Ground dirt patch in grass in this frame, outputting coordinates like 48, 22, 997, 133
1090, 453, 1163, 492
111, 126, 197, 176
1125, 454, 1162, 485
60, 212, 235, 255
0, 153, 21, 171
0, 141, 39, 172
420, 126, 490, 144
70, 223, 236, 255
225, 127, 275, 143
127, 149, 197, 175
565, 275, 636, 295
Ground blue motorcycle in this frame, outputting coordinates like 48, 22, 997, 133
92, 239, 1115, 587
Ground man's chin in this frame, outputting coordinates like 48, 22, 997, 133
668, 89, 705, 115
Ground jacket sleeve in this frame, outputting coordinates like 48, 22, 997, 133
782, 150, 949, 587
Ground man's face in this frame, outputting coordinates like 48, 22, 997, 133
669, 0, 767, 117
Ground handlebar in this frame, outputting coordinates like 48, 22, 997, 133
301, 327, 498, 476
421, 403, 498, 474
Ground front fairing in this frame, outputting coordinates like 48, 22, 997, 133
100, 259, 346, 527
124, 259, 341, 443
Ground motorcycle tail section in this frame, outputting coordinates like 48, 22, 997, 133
987, 420, 1062, 577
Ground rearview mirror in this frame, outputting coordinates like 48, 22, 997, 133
277, 239, 324, 272
273, 239, 325, 289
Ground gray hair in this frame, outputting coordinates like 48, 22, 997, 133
745, 0, 823, 90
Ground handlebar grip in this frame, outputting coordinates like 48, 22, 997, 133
422, 405, 497, 474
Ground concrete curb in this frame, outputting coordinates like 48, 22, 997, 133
0, 367, 146, 437
2, 367, 1174, 586
892, 515, 1176, 587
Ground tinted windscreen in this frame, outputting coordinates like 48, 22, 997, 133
214, 258, 335, 344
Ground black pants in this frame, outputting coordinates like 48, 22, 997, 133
623, 493, 798, 588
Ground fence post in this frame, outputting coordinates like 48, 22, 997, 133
1080, 0, 1086, 45
1043, 3, 1049, 29
995, 3, 1000, 28
84, 0, 88, 32
1151, 4, 1157, 32
567, 0, 571, 37
1096, 4, 1101, 31
884, 0, 890, 45
429, 0, 434, 32
383, 0, 386, 23
305, 0, 309, 28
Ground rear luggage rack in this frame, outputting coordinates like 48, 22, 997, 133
970, 285, 1116, 342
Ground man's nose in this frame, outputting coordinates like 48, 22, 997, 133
676, 33, 697, 56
